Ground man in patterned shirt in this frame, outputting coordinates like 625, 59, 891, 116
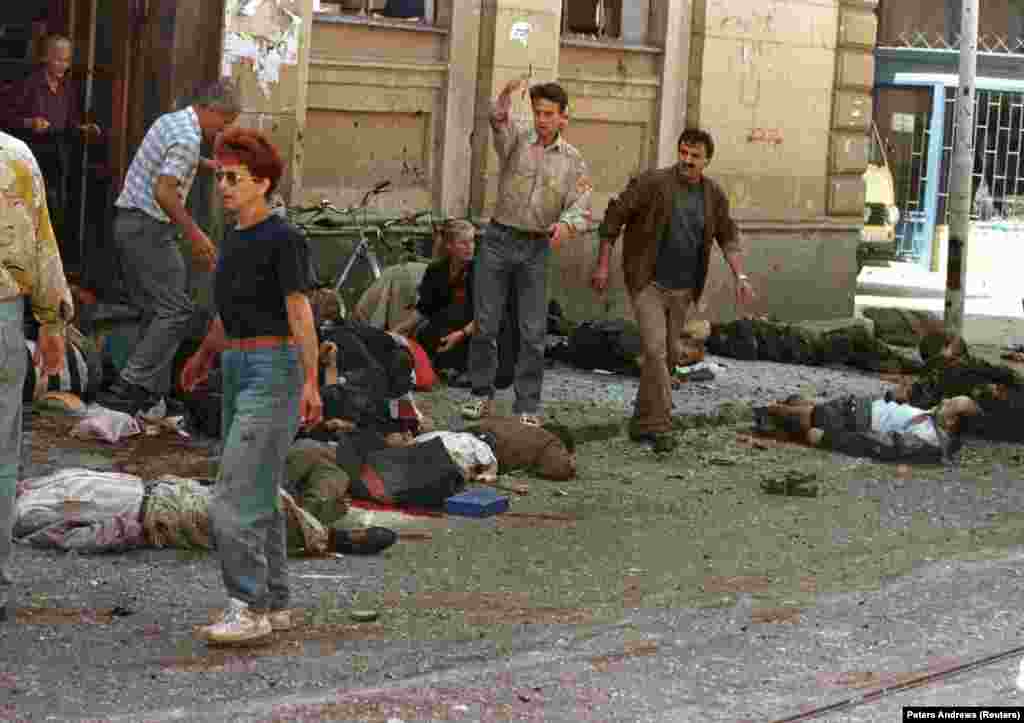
0, 130, 74, 619
99, 80, 240, 413
462, 80, 592, 427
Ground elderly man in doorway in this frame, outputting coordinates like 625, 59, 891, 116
98, 80, 240, 414
462, 79, 592, 427
6, 34, 101, 251
591, 128, 755, 453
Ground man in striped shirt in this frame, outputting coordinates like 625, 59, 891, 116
99, 80, 240, 413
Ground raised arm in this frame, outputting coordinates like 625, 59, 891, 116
490, 77, 528, 163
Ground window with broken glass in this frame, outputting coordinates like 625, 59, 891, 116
561, 0, 657, 47
314, 0, 438, 26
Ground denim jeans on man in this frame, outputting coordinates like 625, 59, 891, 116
114, 209, 195, 396
0, 300, 27, 609
468, 222, 549, 415
210, 344, 301, 610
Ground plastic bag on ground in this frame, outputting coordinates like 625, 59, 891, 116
71, 404, 143, 443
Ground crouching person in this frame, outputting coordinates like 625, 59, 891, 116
757, 394, 980, 462
181, 128, 322, 645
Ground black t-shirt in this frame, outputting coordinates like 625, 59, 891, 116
214, 214, 313, 339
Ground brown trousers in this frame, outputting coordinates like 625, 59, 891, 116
630, 283, 694, 434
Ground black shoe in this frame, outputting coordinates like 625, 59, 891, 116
752, 406, 772, 432
332, 526, 398, 555
97, 379, 159, 414
629, 429, 678, 453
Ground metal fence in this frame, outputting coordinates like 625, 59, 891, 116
938, 87, 1024, 224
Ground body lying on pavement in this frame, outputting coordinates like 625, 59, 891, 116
896, 333, 1024, 443
755, 393, 981, 463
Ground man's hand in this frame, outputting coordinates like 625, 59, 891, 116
27, 117, 50, 134
590, 260, 610, 294
179, 350, 214, 393
548, 222, 570, 251
438, 330, 465, 354
34, 332, 65, 376
300, 380, 323, 429
190, 232, 217, 272
735, 277, 756, 307
502, 77, 528, 97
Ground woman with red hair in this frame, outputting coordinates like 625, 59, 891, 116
181, 127, 322, 645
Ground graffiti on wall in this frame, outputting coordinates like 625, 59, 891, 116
222, 0, 304, 96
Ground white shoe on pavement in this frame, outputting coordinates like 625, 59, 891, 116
199, 598, 271, 645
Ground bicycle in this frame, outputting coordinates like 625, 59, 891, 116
289, 180, 436, 325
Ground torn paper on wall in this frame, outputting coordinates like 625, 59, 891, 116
222, 0, 304, 96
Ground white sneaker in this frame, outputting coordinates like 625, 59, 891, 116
519, 413, 542, 427
199, 599, 271, 645
461, 398, 495, 420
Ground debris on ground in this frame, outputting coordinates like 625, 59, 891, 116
759, 471, 819, 498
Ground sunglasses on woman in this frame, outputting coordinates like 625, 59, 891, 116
214, 170, 254, 187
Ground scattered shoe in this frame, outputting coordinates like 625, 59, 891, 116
267, 609, 293, 631
461, 397, 495, 420
97, 379, 158, 414
333, 526, 398, 555
752, 406, 773, 433
198, 598, 271, 645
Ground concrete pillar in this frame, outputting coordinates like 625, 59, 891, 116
827, 0, 877, 220
469, 0, 564, 218
438, 1, 483, 217
654, 0, 692, 167
220, 0, 315, 204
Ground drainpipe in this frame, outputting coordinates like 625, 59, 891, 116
944, 0, 977, 335
77, 0, 98, 278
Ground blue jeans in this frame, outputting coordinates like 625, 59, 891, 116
210, 344, 302, 609
0, 300, 26, 605
468, 222, 549, 415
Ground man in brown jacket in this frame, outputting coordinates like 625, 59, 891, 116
591, 129, 755, 451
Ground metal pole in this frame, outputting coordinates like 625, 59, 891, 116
944, 0, 978, 335
77, 0, 98, 280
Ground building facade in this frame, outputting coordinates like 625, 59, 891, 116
2, 0, 880, 321
238, 0, 876, 323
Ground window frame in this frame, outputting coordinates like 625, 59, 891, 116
560, 0, 659, 48
313, 0, 438, 27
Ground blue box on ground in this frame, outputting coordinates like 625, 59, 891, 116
445, 487, 509, 518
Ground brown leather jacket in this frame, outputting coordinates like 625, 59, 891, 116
598, 164, 742, 299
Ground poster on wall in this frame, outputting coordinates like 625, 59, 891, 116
221, 0, 303, 96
